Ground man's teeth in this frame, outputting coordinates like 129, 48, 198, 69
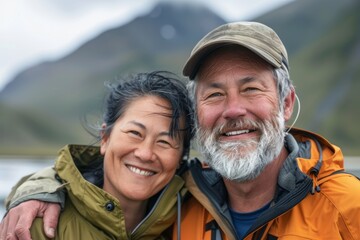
128, 166, 154, 176
225, 130, 250, 136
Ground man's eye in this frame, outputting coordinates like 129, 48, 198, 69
244, 87, 260, 92
206, 92, 223, 99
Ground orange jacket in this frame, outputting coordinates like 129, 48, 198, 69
173, 129, 360, 239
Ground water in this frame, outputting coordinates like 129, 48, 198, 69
0, 157, 55, 218
1, 156, 360, 218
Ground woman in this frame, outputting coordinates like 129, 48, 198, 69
6, 71, 194, 240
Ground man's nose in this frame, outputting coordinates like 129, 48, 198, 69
222, 95, 247, 120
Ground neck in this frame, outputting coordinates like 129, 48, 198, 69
224, 147, 288, 213
102, 183, 148, 232
121, 200, 148, 232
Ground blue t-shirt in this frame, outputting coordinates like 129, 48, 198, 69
229, 202, 271, 239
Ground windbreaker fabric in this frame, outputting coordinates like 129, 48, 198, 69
29, 144, 186, 240
174, 128, 360, 240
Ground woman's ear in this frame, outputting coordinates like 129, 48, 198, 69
284, 88, 295, 121
100, 123, 108, 155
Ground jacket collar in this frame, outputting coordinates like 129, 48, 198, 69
56, 144, 186, 239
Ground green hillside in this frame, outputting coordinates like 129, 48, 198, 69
255, 0, 360, 155
0, 1, 359, 156
0, 3, 226, 155
291, 7, 360, 155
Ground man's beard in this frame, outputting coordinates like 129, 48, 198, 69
196, 111, 285, 182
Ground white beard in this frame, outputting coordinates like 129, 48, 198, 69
196, 111, 285, 182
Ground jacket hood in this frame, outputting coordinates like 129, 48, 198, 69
290, 128, 344, 180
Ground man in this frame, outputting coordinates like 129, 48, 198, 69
173, 22, 360, 239
2, 22, 360, 240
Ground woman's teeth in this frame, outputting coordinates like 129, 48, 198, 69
128, 166, 154, 176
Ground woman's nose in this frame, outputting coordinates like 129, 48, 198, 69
134, 140, 155, 161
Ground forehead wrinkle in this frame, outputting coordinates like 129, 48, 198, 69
199, 45, 274, 76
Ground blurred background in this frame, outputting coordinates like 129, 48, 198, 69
1, 0, 359, 217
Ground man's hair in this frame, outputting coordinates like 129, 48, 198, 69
273, 65, 294, 111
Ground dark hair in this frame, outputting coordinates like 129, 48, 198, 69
102, 71, 194, 159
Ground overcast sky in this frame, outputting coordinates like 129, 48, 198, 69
0, 0, 294, 91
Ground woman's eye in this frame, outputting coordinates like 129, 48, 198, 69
128, 130, 141, 137
158, 138, 180, 149
158, 140, 171, 146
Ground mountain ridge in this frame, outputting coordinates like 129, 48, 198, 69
1, 0, 359, 155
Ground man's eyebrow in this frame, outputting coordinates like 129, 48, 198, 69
207, 82, 223, 89
239, 76, 255, 84
207, 76, 255, 88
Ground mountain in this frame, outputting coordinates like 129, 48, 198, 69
0, 3, 226, 155
0, 0, 359, 156
256, 0, 360, 155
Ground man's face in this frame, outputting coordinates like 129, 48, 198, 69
194, 46, 290, 181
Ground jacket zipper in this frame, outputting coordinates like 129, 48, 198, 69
246, 177, 313, 239
190, 161, 237, 238
131, 184, 170, 234
190, 159, 313, 240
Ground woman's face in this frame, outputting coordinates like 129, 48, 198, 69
101, 95, 184, 203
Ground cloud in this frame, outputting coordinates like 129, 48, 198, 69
0, 0, 293, 91
0, 0, 155, 90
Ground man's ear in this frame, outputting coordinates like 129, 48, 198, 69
100, 123, 108, 155
284, 88, 295, 121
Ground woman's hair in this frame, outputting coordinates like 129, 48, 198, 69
100, 71, 194, 159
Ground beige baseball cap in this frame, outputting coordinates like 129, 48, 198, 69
183, 21, 289, 80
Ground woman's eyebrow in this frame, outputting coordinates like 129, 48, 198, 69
129, 120, 171, 136
128, 120, 145, 130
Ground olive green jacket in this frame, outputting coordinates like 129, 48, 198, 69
26, 145, 186, 240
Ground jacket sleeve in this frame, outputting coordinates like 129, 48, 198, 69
5, 166, 66, 210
